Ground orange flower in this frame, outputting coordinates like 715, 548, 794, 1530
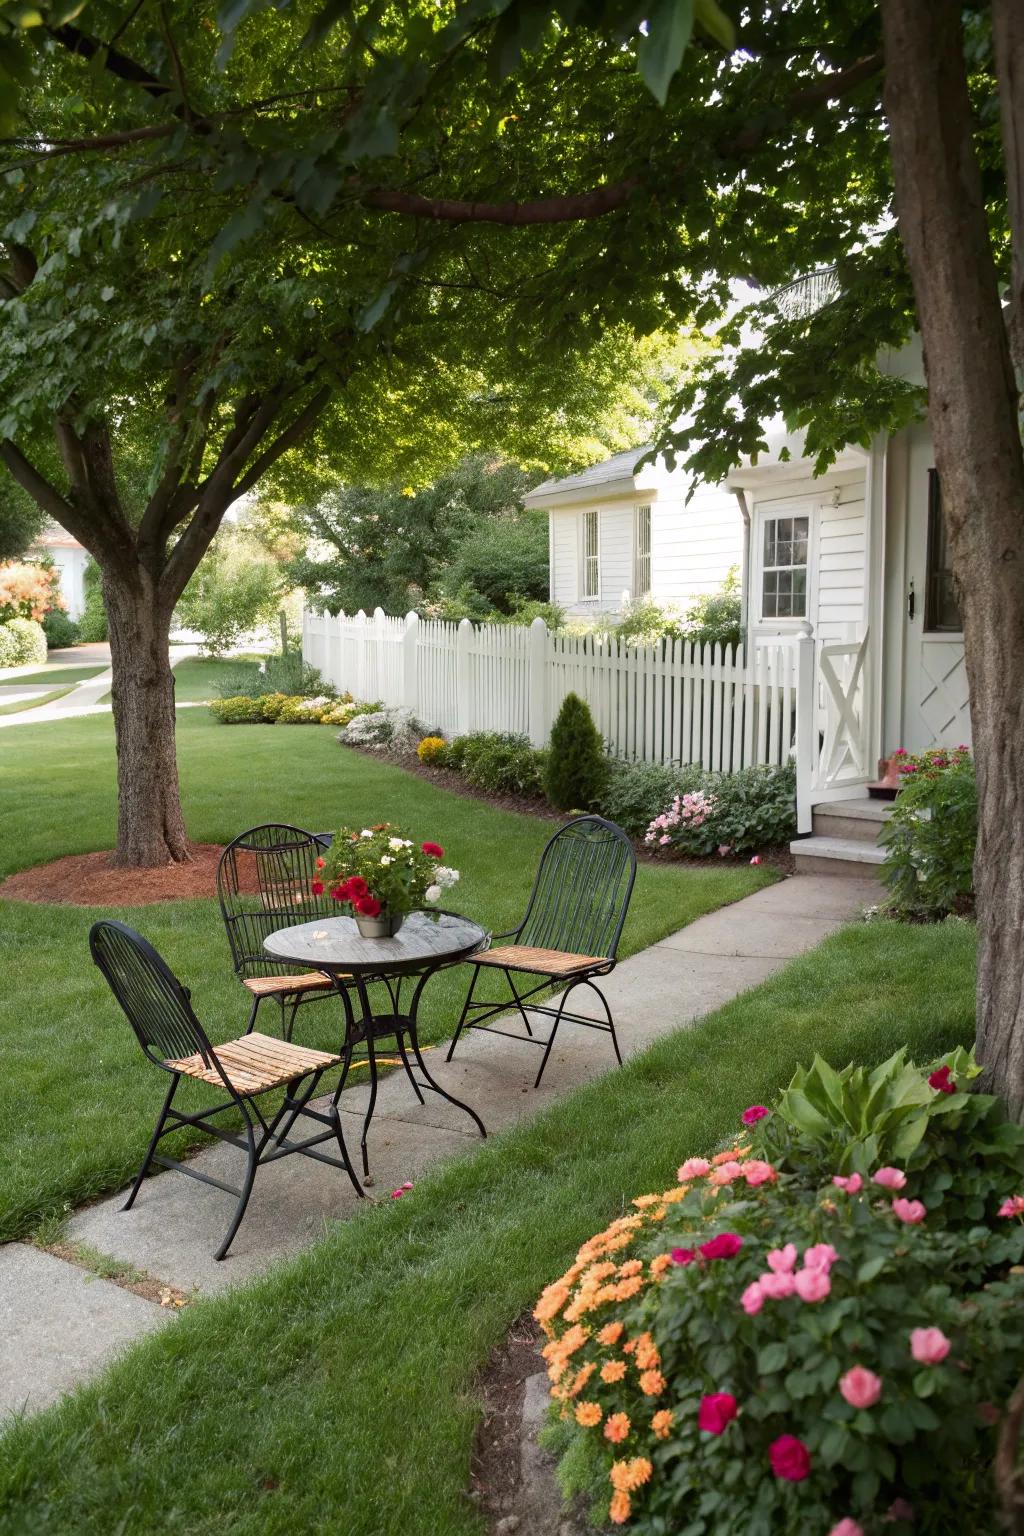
568, 1361, 596, 1397
534, 1283, 570, 1323
601, 1359, 627, 1383
647, 1205, 668, 1221
609, 1489, 631, 1525
652, 1409, 674, 1440
618, 1259, 643, 1278
638, 1369, 666, 1396
649, 1253, 673, 1278
597, 1321, 625, 1346
622, 1337, 637, 1355
615, 1276, 644, 1301
604, 1412, 631, 1443
660, 1186, 688, 1204
610, 1457, 653, 1493
713, 1145, 750, 1166
632, 1193, 661, 1209
575, 1400, 602, 1427
634, 1334, 660, 1371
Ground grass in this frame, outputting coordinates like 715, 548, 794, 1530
171, 654, 267, 703
0, 708, 772, 1241
0, 919, 976, 1536
0, 684, 76, 717
1, 664, 107, 687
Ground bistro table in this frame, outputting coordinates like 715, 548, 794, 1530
264, 909, 489, 1184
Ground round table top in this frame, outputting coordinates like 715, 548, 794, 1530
263, 908, 488, 976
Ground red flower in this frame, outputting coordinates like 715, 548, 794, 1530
311, 879, 324, 897
741, 1104, 769, 1125
697, 1393, 738, 1435
348, 875, 369, 898
329, 884, 347, 902
315, 856, 326, 870
928, 1065, 956, 1095
670, 1248, 696, 1266
769, 1434, 811, 1482
422, 841, 445, 859
355, 895, 382, 918
698, 1233, 743, 1261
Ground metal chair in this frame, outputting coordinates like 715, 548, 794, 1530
446, 815, 637, 1086
217, 823, 341, 1041
90, 920, 363, 1261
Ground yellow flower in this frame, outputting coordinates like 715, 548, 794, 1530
574, 1400, 602, 1427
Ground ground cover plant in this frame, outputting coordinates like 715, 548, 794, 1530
0, 920, 976, 1536
0, 708, 771, 1242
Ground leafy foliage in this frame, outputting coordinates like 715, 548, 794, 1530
544, 692, 608, 811
600, 759, 699, 838
443, 730, 547, 798
0, 613, 45, 664
643, 762, 797, 856
175, 530, 283, 656
77, 558, 106, 643
41, 607, 79, 648
0, 559, 60, 621
211, 651, 331, 701
0, 485, 45, 560
880, 748, 976, 921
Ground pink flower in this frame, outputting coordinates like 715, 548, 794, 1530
927, 1064, 956, 1094
741, 1104, 769, 1125
717, 843, 732, 856
768, 1434, 811, 1481
744, 1159, 776, 1187
832, 1172, 863, 1194
699, 1232, 743, 1261
759, 1270, 796, 1299
910, 1327, 950, 1365
741, 1281, 764, 1315
998, 1195, 1024, 1218
886, 1498, 915, 1523
678, 1157, 711, 1181
659, 834, 671, 846
767, 1244, 798, 1274
839, 1365, 883, 1409
697, 1393, 738, 1434
873, 1167, 907, 1191
390, 1188, 405, 1199
749, 855, 761, 865
804, 1243, 839, 1272
402, 1181, 413, 1190
709, 1160, 744, 1186
892, 1198, 927, 1225
670, 1247, 696, 1266
830, 1523, 865, 1536
794, 1266, 831, 1303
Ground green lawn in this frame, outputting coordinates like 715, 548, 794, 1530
171, 654, 267, 702
0, 919, 976, 1536
0, 684, 77, 717
2, 664, 107, 687
0, 709, 772, 1241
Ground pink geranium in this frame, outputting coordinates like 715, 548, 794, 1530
740, 1281, 764, 1315
767, 1244, 798, 1274
998, 1194, 1024, 1218
804, 1243, 839, 1272
892, 1198, 927, 1225
830, 1522, 865, 1536
743, 1159, 776, 1187
759, 1270, 796, 1299
794, 1266, 831, 1303
709, 1160, 745, 1186
873, 1167, 907, 1190
741, 1104, 769, 1125
910, 1327, 951, 1365
678, 1157, 711, 1181
670, 1247, 696, 1266
839, 1365, 883, 1409
832, 1172, 863, 1194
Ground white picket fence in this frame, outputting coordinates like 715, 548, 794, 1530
304, 608, 874, 833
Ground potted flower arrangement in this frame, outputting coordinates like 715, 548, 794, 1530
312, 824, 459, 938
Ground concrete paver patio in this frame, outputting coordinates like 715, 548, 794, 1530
3, 871, 876, 1415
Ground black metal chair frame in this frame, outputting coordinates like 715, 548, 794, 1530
90, 919, 364, 1261
446, 815, 637, 1086
217, 823, 345, 1041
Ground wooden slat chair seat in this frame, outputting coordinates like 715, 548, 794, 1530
474, 945, 609, 978
447, 816, 637, 1088
241, 971, 335, 998
165, 1031, 342, 1096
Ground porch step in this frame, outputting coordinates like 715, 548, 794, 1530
789, 835, 886, 880
811, 798, 894, 843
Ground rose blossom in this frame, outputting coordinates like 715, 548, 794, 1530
744, 1159, 776, 1187
839, 1365, 883, 1409
998, 1195, 1024, 1218
699, 1232, 743, 1261
740, 1281, 764, 1315
741, 1104, 769, 1125
670, 1248, 696, 1266
678, 1157, 711, 1181
759, 1270, 796, 1299
832, 1172, 863, 1194
794, 1266, 831, 1303
768, 1434, 811, 1481
767, 1244, 798, 1274
892, 1198, 927, 1225
709, 1160, 744, 1186
697, 1393, 738, 1435
830, 1523, 865, 1536
873, 1167, 907, 1190
804, 1243, 839, 1272
910, 1327, 951, 1365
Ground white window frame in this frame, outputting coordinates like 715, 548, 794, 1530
633, 503, 652, 599
752, 499, 818, 631
580, 507, 601, 601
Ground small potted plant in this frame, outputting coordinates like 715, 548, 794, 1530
312, 825, 459, 938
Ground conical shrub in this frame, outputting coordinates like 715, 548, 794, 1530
543, 691, 608, 811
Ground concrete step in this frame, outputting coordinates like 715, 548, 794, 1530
811, 798, 894, 843
790, 834, 887, 880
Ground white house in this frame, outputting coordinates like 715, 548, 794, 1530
28, 522, 89, 620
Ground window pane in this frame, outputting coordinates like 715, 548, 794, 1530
763, 521, 776, 565
792, 568, 807, 616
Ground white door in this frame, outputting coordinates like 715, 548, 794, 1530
900, 466, 971, 753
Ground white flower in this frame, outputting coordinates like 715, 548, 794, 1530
425, 884, 442, 903
388, 836, 405, 851
361, 829, 374, 839
380, 855, 392, 866
434, 865, 460, 889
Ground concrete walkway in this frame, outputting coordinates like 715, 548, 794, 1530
0, 872, 876, 1417
0, 644, 196, 728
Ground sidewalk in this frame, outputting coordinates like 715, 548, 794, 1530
0, 645, 196, 728
0, 872, 876, 1415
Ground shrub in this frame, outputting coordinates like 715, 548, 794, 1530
0, 625, 17, 667
417, 735, 448, 765
213, 651, 333, 701
42, 609, 80, 649
0, 560, 61, 622
644, 762, 796, 857
600, 760, 704, 838
175, 533, 282, 655
680, 565, 743, 650
537, 1048, 1024, 1535
459, 731, 547, 797
78, 559, 108, 642
208, 694, 266, 724
544, 693, 608, 811
339, 706, 421, 753
0, 616, 47, 665
879, 747, 976, 920
613, 598, 678, 645
276, 694, 337, 723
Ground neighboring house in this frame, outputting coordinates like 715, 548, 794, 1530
28, 522, 89, 620
527, 337, 967, 766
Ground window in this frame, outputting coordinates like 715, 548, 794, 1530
925, 470, 961, 632
582, 508, 600, 598
761, 513, 809, 619
634, 504, 652, 598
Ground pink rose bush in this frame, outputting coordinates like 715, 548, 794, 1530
536, 1048, 1024, 1532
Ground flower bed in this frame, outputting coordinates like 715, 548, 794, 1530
535, 1048, 1024, 1533
209, 692, 380, 726
879, 747, 976, 920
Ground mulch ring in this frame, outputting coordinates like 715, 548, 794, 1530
0, 844, 233, 906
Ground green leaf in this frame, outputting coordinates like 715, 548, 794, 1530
856, 1255, 887, 1284
357, 280, 397, 334
694, 0, 736, 50
638, 0, 695, 107
757, 1341, 788, 1374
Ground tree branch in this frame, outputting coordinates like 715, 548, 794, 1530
0, 440, 84, 537
230, 384, 332, 500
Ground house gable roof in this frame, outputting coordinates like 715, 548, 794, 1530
524, 446, 657, 508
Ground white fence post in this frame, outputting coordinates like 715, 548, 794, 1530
402, 610, 419, 712
529, 616, 549, 748
354, 609, 367, 701
456, 618, 474, 735
792, 624, 816, 834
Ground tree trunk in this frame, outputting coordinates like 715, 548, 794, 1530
882, 0, 1024, 1116
104, 567, 190, 867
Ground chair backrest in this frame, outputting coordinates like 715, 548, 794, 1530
515, 815, 637, 961
90, 920, 213, 1070
217, 823, 332, 979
